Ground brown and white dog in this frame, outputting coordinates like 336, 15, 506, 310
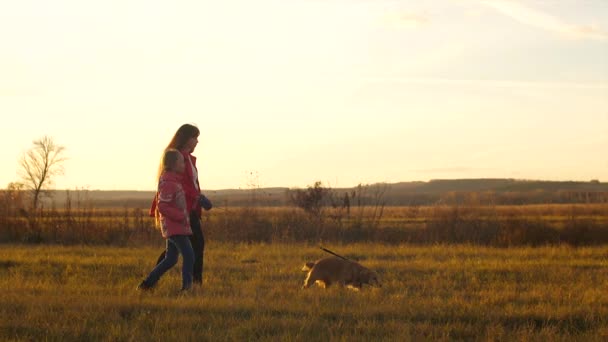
301, 256, 381, 289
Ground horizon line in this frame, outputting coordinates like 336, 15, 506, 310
34, 177, 607, 192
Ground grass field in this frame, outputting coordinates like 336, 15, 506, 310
2, 243, 608, 341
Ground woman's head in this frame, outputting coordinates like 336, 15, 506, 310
166, 123, 200, 153
162, 149, 185, 173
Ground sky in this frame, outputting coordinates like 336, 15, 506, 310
1, 0, 607, 191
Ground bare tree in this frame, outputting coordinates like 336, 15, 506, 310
289, 181, 331, 220
18, 136, 67, 211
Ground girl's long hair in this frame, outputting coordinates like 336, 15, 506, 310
155, 148, 183, 227
162, 149, 182, 172
154, 124, 199, 226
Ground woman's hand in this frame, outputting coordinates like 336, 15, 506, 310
199, 194, 213, 211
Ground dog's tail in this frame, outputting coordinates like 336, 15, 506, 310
301, 262, 315, 272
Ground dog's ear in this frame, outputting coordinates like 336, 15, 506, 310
301, 262, 315, 272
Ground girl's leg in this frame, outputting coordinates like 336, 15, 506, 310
171, 235, 194, 290
143, 239, 179, 287
189, 211, 204, 285
155, 250, 166, 266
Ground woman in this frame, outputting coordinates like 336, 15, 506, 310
149, 123, 211, 286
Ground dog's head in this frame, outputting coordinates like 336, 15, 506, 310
360, 269, 381, 288
301, 262, 315, 272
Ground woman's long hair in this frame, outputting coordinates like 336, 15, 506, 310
154, 124, 199, 226
156, 123, 200, 183
165, 123, 200, 151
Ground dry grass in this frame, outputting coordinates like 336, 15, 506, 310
2, 203, 608, 246
1, 243, 608, 341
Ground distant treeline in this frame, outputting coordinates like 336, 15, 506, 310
5, 178, 608, 208
2, 179, 608, 246
199, 179, 608, 207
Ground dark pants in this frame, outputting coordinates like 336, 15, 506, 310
156, 211, 204, 284
145, 235, 194, 290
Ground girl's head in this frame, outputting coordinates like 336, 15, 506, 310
162, 149, 185, 174
166, 123, 200, 153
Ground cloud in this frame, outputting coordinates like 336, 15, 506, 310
361, 76, 608, 90
479, 0, 608, 41
410, 167, 479, 174
382, 11, 430, 29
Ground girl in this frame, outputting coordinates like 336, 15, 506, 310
138, 149, 194, 291
149, 123, 210, 286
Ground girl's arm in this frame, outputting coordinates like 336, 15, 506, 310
157, 183, 187, 222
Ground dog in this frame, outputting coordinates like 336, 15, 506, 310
301, 256, 381, 289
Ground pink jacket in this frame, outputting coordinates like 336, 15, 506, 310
149, 150, 202, 219
156, 171, 192, 238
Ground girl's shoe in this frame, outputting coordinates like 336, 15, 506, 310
137, 281, 154, 291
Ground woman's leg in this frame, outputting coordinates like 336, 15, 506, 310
189, 211, 205, 285
170, 235, 194, 290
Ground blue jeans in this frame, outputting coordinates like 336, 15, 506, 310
155, 211, 205, 285
144, 235, 194, 290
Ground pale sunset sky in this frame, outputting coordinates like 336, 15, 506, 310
1, 0, 607, 191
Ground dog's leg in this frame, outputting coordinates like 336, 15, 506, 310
302, 272, 316, 289
346, 284, 361, 291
